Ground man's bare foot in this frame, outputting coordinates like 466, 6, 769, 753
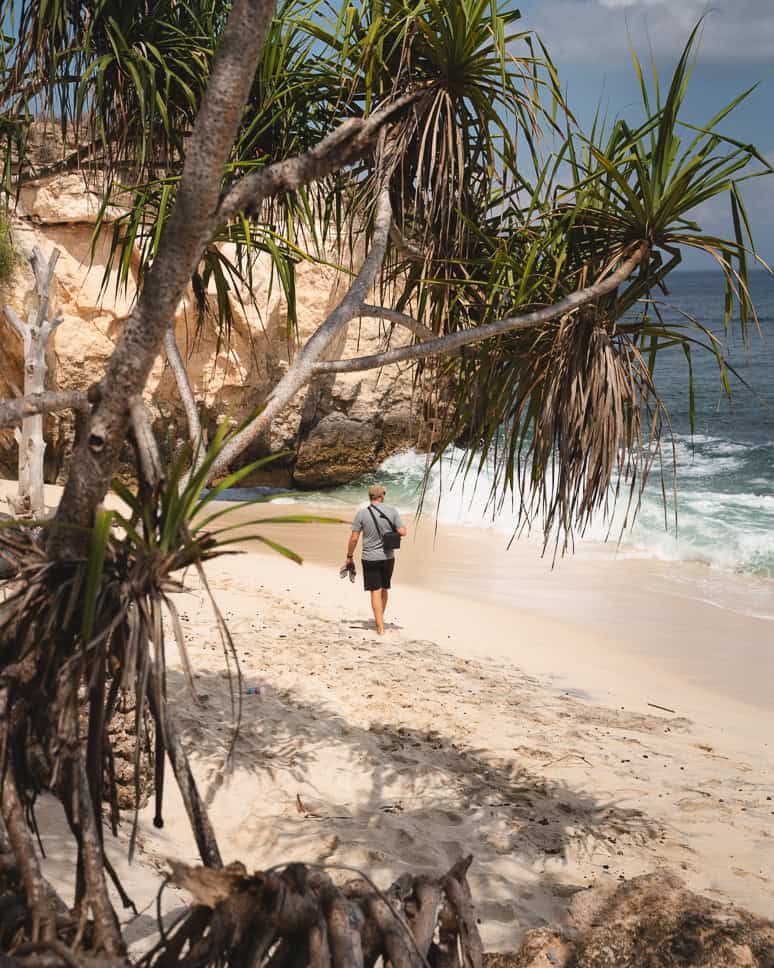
376, 624, 385, 635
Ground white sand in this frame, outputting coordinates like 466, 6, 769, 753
3, 483, 772, 951
136, 525, 774, 951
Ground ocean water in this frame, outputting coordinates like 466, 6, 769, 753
255, 271, 774, 578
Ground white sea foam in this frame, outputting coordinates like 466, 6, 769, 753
270, 431, 774, 578
393, 443, 774, 577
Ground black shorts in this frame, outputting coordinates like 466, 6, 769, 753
362, 557, 395, 591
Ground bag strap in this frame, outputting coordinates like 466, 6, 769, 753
367, 505, 385, 536
373, 506, 395, 529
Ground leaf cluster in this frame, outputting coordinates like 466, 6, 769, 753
1, 4, 771, 548
0, 427, 338, 851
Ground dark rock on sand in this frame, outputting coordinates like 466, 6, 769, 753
486, 872, 774, 967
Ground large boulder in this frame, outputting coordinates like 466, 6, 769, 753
0, 172, 434, 488
491, 872, 774, 967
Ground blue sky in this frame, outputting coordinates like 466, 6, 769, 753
515, 0, 774, 269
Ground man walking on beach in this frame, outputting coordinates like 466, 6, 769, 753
344, 484, 407, 635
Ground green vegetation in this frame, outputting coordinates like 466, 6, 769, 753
0, 3, 772, 964
0, 213, 15, 279
0, 2, 770, 546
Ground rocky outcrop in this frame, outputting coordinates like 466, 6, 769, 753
490, 872, 774, 967
0, 172, 434, 488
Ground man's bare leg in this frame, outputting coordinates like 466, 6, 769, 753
370, 589, 385, 635
381, 589, 389, 617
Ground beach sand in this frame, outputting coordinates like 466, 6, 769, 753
2, 484, 772, 952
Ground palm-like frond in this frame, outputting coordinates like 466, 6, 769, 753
422, 25, 772, 553
0, 0, 221, 180
0, 429, 339, 865
80, 0, 562, 342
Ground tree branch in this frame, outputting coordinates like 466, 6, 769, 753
163, 325, 202, 451
30, 246, 59, 331
3, 305, 26, 342
206, 180, 395, 480
0, 390, 89, 427
360, 305, 435, 342
217, 89, 426, 222
314, 243, 649, 374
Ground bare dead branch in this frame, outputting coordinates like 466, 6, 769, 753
30, 246, 60, 332
0, 391, 89, 428
207, 180, 395, 480
3, 305, 26, 341
217, 90, 426, 222
315, 243, 650, 375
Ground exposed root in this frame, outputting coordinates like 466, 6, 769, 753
142, 857, 484, 968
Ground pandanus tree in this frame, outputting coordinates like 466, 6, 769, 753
0, 0, 771, 963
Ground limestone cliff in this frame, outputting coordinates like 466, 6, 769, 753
0, 173, 434, 489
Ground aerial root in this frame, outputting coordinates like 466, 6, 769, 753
146, 672, 222, 869
0, 763, 57, 946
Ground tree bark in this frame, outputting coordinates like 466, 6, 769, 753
49, 0, 278, 555
0, 391, 89, 428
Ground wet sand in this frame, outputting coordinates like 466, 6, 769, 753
220, 500, 774, 715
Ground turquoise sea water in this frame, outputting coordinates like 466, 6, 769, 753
242, 271, 774, 578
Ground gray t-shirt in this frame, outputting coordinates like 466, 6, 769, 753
351, 503, 405, 561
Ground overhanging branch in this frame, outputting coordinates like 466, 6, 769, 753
314, 243, 649, 374
360, 305, 435, 342
217, 89, 426, 222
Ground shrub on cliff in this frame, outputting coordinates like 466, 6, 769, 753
0, 215, 15, 280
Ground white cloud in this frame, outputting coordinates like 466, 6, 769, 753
526, 1, 774, 64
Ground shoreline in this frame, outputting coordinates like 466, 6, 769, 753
222, 499, 774, 718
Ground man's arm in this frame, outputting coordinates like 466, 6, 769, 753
345, 513, 361, 567
346, 530, 360, 563
393, 510, 407, 537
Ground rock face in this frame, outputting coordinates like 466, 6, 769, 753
491, 872, 774, 968
0, 172, 433, 489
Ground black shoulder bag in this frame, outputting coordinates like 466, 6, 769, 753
367, 506, 402, 551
